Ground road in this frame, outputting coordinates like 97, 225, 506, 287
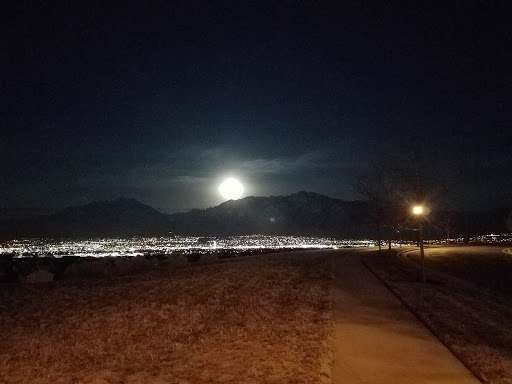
402, 245, 512, 294
332, 248, 480, 384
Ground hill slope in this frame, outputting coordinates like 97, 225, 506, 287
168, 191, 370, 237
1, 192, 508, 239
0, 193, 372, 239
0, 198, 171, 238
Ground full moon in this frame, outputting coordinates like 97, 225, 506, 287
219, 178, 244, 200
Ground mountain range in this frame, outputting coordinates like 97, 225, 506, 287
0, 192, 510, 239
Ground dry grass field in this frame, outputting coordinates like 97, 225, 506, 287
364, 250, 512, 384
0, 251, 334, 384
407, 246, 512, 295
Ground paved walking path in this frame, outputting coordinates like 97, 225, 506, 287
332, 249, 481, 384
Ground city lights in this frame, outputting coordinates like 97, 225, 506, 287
0, 235, 377, 258
1, 233, 509, 259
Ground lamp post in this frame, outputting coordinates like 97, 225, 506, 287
412, 205, 426, 284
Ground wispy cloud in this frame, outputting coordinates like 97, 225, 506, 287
83, 146, 359, 185
73, 145, 364, 208
236, 150, 337, 175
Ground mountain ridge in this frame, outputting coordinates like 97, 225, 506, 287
168, 191, 370, 237
0, 192, 372, 239
0, 192, 510, 239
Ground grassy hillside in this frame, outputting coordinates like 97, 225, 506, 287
0, 251, 333, 384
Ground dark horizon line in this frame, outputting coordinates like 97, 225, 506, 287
1, 193, 510, 219
0, 191, 334, 212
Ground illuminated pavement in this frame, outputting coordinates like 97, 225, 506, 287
332, 249, 481, 384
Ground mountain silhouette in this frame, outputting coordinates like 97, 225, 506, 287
0, 192, 371, 239
0, 198, 170, 238
0, 192, 509, 239
168, 191, 370, 237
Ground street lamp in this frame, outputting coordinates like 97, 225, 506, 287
412, 205, 424, 215
412, 205, 426, 285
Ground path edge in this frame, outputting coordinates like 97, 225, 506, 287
360, 254, 486, 384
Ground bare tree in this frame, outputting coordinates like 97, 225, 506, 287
354, 149, 444, 250
354, 162, 406, 251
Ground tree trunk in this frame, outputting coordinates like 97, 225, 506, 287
377, 224, 382, 253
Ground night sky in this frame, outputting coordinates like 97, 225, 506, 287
2, 1, 511, 214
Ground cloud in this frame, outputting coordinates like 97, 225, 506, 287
71, 145, 364, 209
237, 150, 335, 175
80, 146, 361, 186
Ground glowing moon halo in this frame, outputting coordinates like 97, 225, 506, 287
219, 178, 244, 200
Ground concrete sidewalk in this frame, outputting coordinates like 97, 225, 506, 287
332, 249, 481, 384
